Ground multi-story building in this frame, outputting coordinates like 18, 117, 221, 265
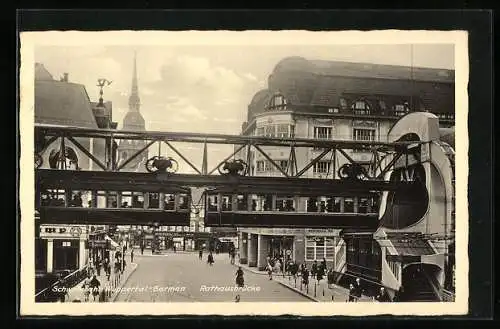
237, 57, 455, 300
34, 63, 117, 288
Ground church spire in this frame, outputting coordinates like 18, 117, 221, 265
128, 51, 140, 112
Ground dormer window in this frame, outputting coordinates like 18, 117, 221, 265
379, 100, 387, 113
394, 103, 409, 116
351, 100, 371, 115
339, 98, 348, 110
267, 92, 287, 111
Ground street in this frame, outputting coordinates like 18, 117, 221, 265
115, 251, 311, 302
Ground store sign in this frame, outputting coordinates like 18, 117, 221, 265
87, 240, 110, 249
40, 225, 87, 239
305, 229, 339, 236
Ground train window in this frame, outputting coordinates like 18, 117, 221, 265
178, 194, 189, 211
165, 194, 176, 210
41, 189, 66, 207
121, 192, 132, 208
148, 193, 160, 209
358, 197, 369, 214
132, 193, 145, 209
221, 195, 232, 211
326, 197, 342, 213
306, 197, 318, 213
275, 196, 295, 212
263, 194, 273, 211
250, 194, 272, 211
107, 192, 118, 208
69, 190, 91, 208
207, 195, 218, 212
236, 194, 247, 211
96, 191, 107, 208
344, 197, 354, 213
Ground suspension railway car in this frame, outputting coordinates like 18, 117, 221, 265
203, 185, 381, 229
36, 169, 191, 226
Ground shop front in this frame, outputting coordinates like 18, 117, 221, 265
39, 224, 88, 275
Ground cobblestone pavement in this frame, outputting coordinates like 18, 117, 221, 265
114, 252, 311, 302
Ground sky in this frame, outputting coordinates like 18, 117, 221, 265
35, 44, 454, 134
34, 43, 455, 173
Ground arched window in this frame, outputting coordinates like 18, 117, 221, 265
267, 92, 287, 111
351, 99, 371, 115
48, 147, 79, 170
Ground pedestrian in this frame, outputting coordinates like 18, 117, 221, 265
311, 260, 318, 278
82, 274, 92, 302
267, 262, 273, 280
374, 287, 392, 302
199, 249, 203, 260
348, 284, 356, 302
353, 277, 363, 301
141, 245, 144, 255
327, 268, 334, 288
207, 252, 214, 266
122, 259, 127, 274
173, 245, 176, 253
96, 257, 101, 276
130, 249, 134, 263
104, 258, 111, 281
302, 268, 309, 287
316, 263, 324, 281
98, 286, 107, 302
235, 266, 244, 287
321, 258, 327, 273
89, 274, 101, 302
230, 249, 236, 265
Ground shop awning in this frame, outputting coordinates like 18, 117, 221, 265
386, 236, 435, 262
105, 235, 120, 249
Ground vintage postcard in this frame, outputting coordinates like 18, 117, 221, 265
19, 30, 468, 316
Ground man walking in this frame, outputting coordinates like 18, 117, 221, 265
130, 249, 134, 263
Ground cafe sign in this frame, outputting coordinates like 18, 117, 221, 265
40, 224, 87, 239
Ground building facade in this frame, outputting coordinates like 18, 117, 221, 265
236, 57, 455, 300
35, 63, 118, 280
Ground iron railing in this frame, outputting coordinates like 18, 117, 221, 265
35, 265, 89, 302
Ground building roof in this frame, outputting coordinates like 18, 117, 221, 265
273, 56, 455, 83
35, 80, 98, 128
35, 63, 54, 81
247, 57, 455, 119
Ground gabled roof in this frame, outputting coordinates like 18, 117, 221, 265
35, 63, 54, 81
35, 80, 98, 128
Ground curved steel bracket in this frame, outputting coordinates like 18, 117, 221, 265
145, 156, 179, 173
218, 159, 248, 176
338, 163, 368, 181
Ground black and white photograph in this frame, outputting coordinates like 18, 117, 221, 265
19, 30, 468, 316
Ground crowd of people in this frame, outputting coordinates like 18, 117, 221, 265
70, 248, 131, 303
259, 255, 395, 302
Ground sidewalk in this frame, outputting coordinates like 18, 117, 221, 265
65, 262, 138, 303
233, 261, 372, 303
